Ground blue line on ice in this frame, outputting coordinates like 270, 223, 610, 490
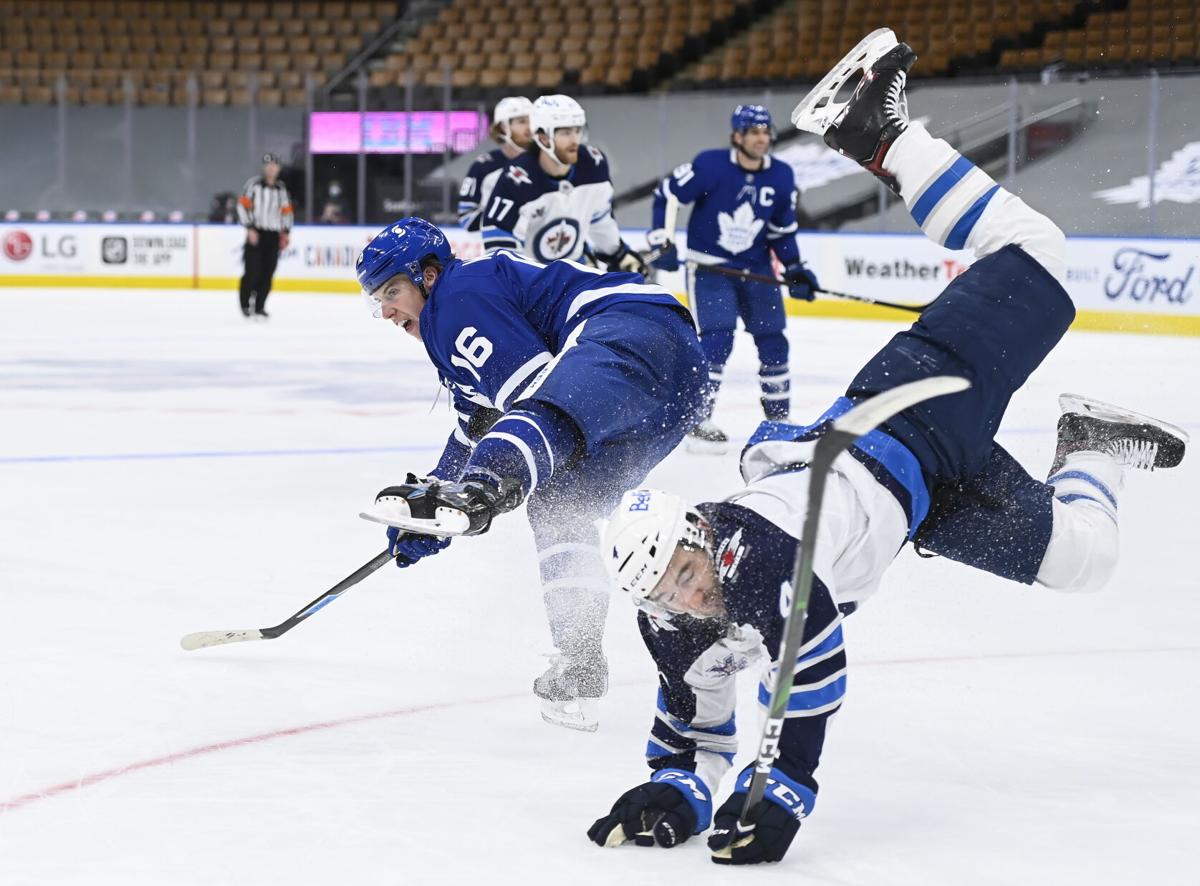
0, 444, 440, 465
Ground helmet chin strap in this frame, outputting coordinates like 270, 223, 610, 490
536, 132, 571, 173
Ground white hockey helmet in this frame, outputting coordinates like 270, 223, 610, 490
530, 94, 586, 156
493, 95, 533, 126
602, 488, 710, 614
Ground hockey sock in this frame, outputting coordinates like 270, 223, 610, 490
759, 362, 790, 420
1036, 451, 1124, 592
882, 122, 1001, 252
882, 122, 1065, 278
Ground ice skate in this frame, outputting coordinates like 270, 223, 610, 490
1051, 394, 1188, 475
685, 419, 730, 455
534, 651, 608, 733
790, 28, 917, 192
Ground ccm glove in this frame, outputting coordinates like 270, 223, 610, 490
597, 241, 650, 276
707, 766, 815, 865
588, 769, 713, 849
782, 261, 819, 301
645, 228, 680, 272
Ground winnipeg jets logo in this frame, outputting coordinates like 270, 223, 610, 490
532, 217, 581, 262
716, 202, 764, 255
707, 652, 748, 677
506, 166, 532, 185
715, 529, 746, 582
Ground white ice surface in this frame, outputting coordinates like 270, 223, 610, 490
1, 288, 1197, 886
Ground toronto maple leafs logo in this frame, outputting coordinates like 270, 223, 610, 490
506, 165, 532, 185
716, 202, 764, 255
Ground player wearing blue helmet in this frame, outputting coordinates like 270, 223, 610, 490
649, 104, 820, 451
355, 217, 707, 732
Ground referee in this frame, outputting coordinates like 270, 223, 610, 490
236, 152, 293, 319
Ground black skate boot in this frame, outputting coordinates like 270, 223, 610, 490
1050, 394, 1188, 476
534, 650, 608, 732
791, 28, 917, 193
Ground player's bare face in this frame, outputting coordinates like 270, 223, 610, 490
552, 127, 582, 165
650, 545, 724, 619
507, 116, 532, 149
735, 127, 771, 162
377, 273, 428, 341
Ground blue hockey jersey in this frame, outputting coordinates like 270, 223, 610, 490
480, 145, 623, 263
651, 148, 801, 271
457, 147, 510, 232
418, 250, 684, 476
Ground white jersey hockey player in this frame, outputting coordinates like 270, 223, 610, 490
481, 95, 648, 275
588, 28, 1189, 868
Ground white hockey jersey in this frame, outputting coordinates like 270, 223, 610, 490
480, 145, 621, 263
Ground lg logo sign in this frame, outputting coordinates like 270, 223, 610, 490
1, 230, 77, 262
3, 230, 33, 261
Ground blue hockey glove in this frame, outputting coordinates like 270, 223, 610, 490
646, 229, 680, 272
707, 766, 815, 865
385, 526, 451, 568
588, 768, 713, 849
782, 262, 819, 301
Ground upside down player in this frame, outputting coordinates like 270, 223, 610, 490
587, 30, 1188, 866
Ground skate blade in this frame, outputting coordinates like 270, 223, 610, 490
790, 28, 898, 135
539, 697, 600, 732
357, 505, 469, 537
684, 436, 731, 456
1059, 393, 1190, 444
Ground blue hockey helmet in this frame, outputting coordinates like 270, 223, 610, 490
356, 217, 453, 296
731, 104, 773, 134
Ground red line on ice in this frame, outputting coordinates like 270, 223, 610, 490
2, 645, 1196, 815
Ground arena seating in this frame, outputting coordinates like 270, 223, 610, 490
368, 0, 745, 92
0, 0, 1196, 107
998, 0, 1200, 72
0, 0, 396, 106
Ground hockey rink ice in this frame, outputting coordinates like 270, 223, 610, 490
1, 286, 1197, 886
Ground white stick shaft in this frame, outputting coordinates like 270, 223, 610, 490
663, 191, 679, 241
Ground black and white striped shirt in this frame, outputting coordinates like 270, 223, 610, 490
237, 177, 293, 232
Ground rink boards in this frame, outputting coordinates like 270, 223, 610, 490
1, 222, 1196, 335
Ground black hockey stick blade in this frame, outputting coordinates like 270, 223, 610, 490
688, 261, 925, 313
729, 376, 970, 840
180, 548, 396, 651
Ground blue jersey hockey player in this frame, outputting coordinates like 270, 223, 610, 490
649, 104, 821, 449
589, 30, 1188, 867
354, 218, 706, 732
481, 94, 648, 276
457, 96, 533, 232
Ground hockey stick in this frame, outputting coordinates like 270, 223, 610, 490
690, 262, 926, 314
722, 375, 970, 849
179, 548, 396, 651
